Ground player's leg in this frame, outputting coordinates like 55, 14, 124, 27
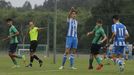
8, 44, 20, 68
59, 48, 70, 70
27, 41, 43, 67
95, 54, 103, 70
94, 44, 103, 70
59, 37, 71, 69
8, 52, 18, 66
88, 53, 94, 70
105, 50, 112, 65
88, 44, 95, 70
32, 41, 43, 67
125, 50, 129, 60
10, 44, 25, 59
69, 37, 77, 69
114, 46, 125, 72
62, 48, 70, 66
69, 48, 77, 69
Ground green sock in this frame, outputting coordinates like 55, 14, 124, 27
12, 59, 17, 65
96, 57, 102, 64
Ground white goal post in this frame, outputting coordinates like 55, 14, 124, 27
17, 44, 48, 56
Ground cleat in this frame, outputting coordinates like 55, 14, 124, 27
119, 63, 125, 72
59, 66, 64, 70
12, 65, 20, 68
71, 67, 77, 70
88, 66, 93, 70
96, 64, 103, 70
39, 60, 43, 67
26, 64, 32, 67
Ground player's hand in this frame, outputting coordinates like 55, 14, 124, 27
71, 7, 75, 10
87, 32, 90, 36
99, 40, 103, 44
109, 39, 112, 43
2, 36, 11, 41
2, 38, 7, 41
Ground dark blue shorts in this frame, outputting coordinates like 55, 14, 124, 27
9, 43, 18, 53
114, 46, 125, 55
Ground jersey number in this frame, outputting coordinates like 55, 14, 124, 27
118, 28, 124, 36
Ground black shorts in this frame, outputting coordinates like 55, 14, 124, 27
9, 43, 18, 53
30, 40, 38, 52
90, 44, 101, 55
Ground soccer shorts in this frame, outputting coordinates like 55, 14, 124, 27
90, 44, 101, 55
66, 37, 78, 49
30, 40, 38, 52
114, 46, 125, 55
9, 43, 18, 53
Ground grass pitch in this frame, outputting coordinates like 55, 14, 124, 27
0, 54, 134, 75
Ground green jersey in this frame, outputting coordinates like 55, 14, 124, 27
29, 27, 39, 41
92, 25, 106, 44
9, 25, 19, 44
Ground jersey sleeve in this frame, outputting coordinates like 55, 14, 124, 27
112, 24, 116, 33
101, 29, 106, 37
124, 26, 129, 35
92, 26, 97, 32
34, 27, 39, 31
12, 26, 18, 33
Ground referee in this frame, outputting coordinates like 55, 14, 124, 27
26, 20, 44, 67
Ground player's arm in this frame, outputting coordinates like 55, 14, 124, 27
3, 27, 19, 41
87, 31, 94, 36
37, 27, 45, 31
125, 26, 129, 39
87, 26, 96, 36
68, 7, 75, 19
109, 32, 115, 42
109, 25, 116, 43
101, 34, 107, 43
100, 30, 107, 43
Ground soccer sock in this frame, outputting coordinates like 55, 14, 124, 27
33, 55, 40, 61
30, 56, 34, 64
89, 54, 94, 67
62, 54, 67, 66
96, 56, 102, 65
116, 58, 124, 65
89, 58, 94, 67
12, 58, 17, 65
69, 54, 74, 67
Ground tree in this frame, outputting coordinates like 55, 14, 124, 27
0, 0, 12, 8
22, 1, 32, 10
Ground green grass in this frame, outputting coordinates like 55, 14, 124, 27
0, 54, 134, 75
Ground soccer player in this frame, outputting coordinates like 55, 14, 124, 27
59, 7, 78, 70
26, 21, 43, 67
87, 19, 107, 70
109, 15, 129, 72
3, 18, 25, 68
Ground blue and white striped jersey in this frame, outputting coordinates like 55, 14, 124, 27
112, 22, 128, 46
67, 18, 78, 37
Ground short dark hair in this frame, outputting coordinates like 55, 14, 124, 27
112, 15, 120, 20
96, 19, 103, 24
71, 10, 78, 14
6, 18, 13, 22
